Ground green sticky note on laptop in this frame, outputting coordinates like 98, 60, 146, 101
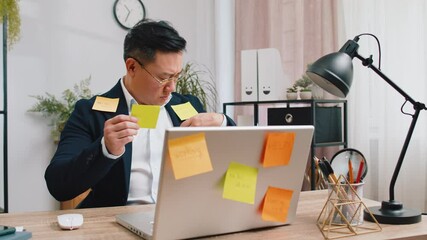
131, 105, 161, 129
223, 161, 258, 204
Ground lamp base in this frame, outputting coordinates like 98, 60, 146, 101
364, 200, 422, 224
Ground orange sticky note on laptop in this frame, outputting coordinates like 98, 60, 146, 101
262, 132, 295, 167
167, 133, 213, 179
261, 186, 293, 222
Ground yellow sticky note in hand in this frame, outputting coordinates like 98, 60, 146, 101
262, 132, 295, 167
168, 133, 213, 179
131, 105, 161, 129
261, 186, 293, 222
223, 162, 258, 204
171, 102, 198, 120
92, 96, 119, 112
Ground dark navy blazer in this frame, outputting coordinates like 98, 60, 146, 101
45, 80, 235, 208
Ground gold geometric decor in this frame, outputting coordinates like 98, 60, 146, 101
317, 175, 382, 239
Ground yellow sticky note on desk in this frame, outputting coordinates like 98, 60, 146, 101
261, 186, 293, 222
262, 132, 295, 167
171, 102, 198, 120
223, 162, 258, 204
92, 96, 119, 112
168, 133, 213, 179
131, 105, 160, 129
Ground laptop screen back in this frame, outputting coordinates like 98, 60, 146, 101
152, 125, 314, 239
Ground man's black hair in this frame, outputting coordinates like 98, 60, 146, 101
123, 19, 187, 63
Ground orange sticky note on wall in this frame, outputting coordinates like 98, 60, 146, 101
223, 162, 258, 204
262, 132, 295, 167
261, 186, 293, 222
168, 133, 213, 179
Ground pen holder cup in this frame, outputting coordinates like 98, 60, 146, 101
327, 181, 364, 226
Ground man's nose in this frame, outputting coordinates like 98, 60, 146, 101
163, 80, 176, 92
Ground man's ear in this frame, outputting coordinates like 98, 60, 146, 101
125, 58, 137, 74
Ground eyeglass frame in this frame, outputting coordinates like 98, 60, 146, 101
130, 57, 183, 85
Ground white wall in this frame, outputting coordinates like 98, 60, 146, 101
6, 0, 230, 212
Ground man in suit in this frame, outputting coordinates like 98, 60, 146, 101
45, 19, 236, 208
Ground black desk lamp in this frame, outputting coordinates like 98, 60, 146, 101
306, 33, 426, 224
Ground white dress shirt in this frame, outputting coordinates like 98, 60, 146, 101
102, 79, 172, 204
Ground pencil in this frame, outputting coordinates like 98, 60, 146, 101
356, 159, 364, 183
348, 160, 354, 183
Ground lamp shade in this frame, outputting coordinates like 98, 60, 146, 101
306, 52, 354, 98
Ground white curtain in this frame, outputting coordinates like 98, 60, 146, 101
214, 0, 235, 112
338, 0, 427, 212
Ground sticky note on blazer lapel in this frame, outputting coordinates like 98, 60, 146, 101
92, 96, 119, 112
171, 102, 198, 120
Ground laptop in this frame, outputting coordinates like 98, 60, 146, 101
116, 125, 314, 239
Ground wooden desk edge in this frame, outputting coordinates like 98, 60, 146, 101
0, 190, 426, 240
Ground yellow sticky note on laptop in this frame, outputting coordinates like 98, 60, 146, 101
92, 96, 119, 112
223, 162, 258, 204
131, 105, 160, 129
168, 133, 213, 179
262, 132, 295, 167
261, 186, 293, 222
171, 102, 198, 120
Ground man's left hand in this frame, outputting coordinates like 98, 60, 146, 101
180, 113, 224, 127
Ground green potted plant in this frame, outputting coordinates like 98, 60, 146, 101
286, 86, 298, 100
28, 76, 94, 143
0, 0, 21, 49
176, 62, 218, 112
294, 73, 313, 100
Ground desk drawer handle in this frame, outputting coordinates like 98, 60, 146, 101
285, 113, 293, 124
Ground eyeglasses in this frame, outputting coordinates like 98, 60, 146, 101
131, 57, 182, 85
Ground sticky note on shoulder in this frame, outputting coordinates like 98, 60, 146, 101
131, 104, 160, 129
171, 102, 198, 120
92, 96, 119, 112
262, 132, 295, 167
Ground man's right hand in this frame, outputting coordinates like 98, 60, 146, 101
104, 114, 139, 156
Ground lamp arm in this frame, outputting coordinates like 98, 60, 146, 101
355, 53, 427, 201
388, 108, 421, 201
355, 53, 423, 107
